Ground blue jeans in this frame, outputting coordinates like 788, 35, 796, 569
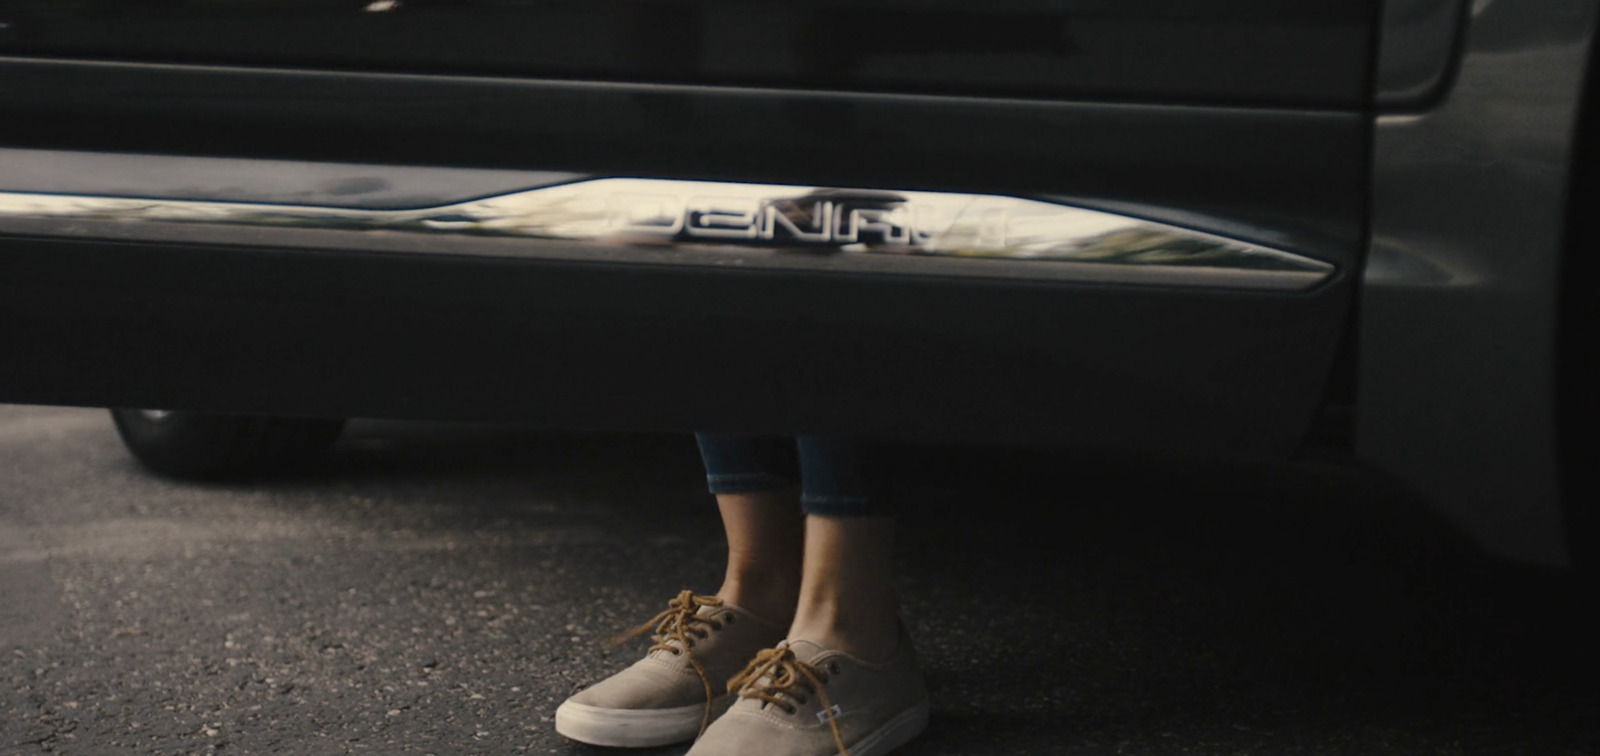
695, 434, 889, 517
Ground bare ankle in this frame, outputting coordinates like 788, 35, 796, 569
716, 576, 799, 627
787, 608, 901, 663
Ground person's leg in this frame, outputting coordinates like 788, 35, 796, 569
689, 436, 928, 756
712, 492, 805, 625
554, 434, 799, 747
787, 435, 900, 662
696, 433, 806, 626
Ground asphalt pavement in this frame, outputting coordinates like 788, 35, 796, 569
1, 404, 1594, 755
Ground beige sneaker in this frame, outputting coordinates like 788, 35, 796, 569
686, 630, 930, 756
555, 591, 787, 747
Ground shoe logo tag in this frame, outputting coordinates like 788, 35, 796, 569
816, 704, 843, 723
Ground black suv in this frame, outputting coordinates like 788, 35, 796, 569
1, 0, 1594, 569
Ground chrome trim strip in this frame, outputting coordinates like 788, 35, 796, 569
0, 179, 1334, 291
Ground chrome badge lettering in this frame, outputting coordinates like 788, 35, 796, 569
622, 191, 945, 248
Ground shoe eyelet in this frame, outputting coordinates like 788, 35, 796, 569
828, 662, 840, 675
725, 615, 737, 625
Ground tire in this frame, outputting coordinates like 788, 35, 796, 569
109, 409, 346, 480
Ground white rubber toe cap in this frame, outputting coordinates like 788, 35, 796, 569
554, 699, 712, 748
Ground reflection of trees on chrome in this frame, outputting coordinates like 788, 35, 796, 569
414, 193, 609, 238
980, 228, 1297, 270
1054, 228, 1265, 268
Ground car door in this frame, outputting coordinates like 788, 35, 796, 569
0, 0, 1390, 452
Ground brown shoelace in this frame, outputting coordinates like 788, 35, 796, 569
607, 590, 727, 738
727, 644, 851, 756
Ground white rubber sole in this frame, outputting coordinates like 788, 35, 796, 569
554, 698, 727, 748
847, 703, 932, 756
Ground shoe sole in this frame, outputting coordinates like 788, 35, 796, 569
554, 698, 729, 748
847, 702, 932, 756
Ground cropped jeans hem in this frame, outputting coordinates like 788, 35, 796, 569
695, 433, 890, 517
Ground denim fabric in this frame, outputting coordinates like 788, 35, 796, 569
695, 433, 888, 517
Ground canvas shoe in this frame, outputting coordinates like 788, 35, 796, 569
555, 591, 787, 747
686, 629, 930, 756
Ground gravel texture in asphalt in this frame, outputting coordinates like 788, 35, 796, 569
1, 404, 1594, 754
